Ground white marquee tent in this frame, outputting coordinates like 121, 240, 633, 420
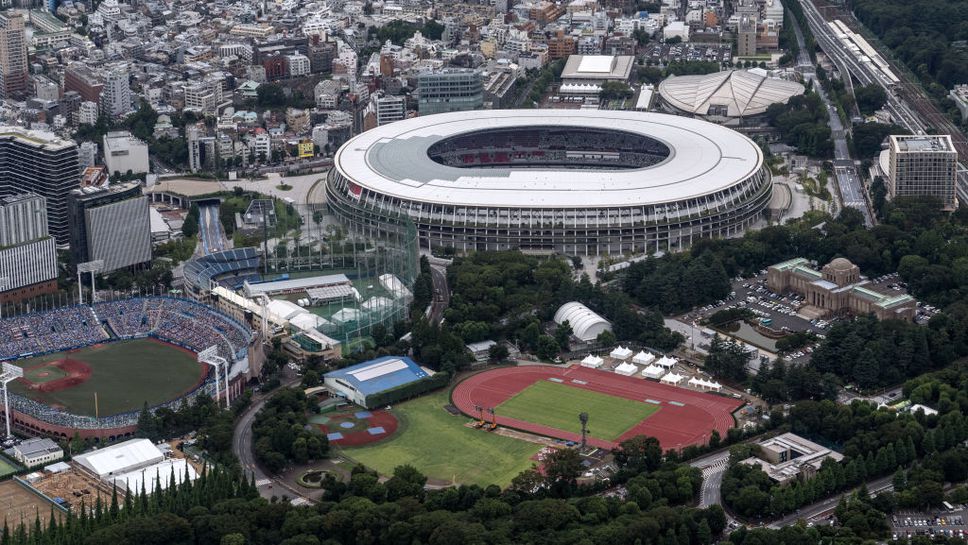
660, 372, 685, 385
615, 362, 638, 376
610, 345, 633, 360
641, 364, 665, 380
688, 377, 723, 391
581, 354, 605, 368
632, 351, 655, 365
656, 356, 678, 369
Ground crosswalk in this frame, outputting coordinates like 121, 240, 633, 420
700, 457, 729, 478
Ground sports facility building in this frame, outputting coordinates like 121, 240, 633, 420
326, 110, 771, 255
324, 356, 430, 408
658, 70, 805, 119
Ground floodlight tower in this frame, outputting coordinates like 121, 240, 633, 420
579, 412, 589, 451
0, 363, 23, 438
77, 260, 104, 305
198, 345, 231, 409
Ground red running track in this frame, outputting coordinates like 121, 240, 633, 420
452, 365, 742, 451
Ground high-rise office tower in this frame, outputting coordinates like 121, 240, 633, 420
0, 127, 80, 244
0, 13, 28, 100
68, 181, 151, 273
0, 193, 58, 304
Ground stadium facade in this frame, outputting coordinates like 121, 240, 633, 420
326, 110, 771, 255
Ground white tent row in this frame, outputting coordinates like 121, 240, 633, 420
615, 362, 638, 376
688, 377, 723, 391
655, 356, 678, 369
581, 354, 605, 368
610, 345, 633, 360
632, 351, 655, 365
641, 364, 666, 380
660, 372, 685, 385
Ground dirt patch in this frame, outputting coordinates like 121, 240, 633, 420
317, 410, 399, 447
22, 358, 93, 393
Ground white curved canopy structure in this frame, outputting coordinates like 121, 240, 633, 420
659, 70, 805, 117
554, 301, 612, 342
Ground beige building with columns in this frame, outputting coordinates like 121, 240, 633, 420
767, 257, 916, 321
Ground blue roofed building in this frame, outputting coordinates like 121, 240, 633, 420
323, 356, 431, 408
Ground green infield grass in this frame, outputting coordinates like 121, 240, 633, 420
10, 339, 205, 417
340, 391, 542, 487
496, 380, 659, 441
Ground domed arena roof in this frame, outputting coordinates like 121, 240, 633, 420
658, 70, 805, 117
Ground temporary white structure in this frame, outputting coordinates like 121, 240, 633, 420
632, 351, 655, 365
610, 345, 633, 360
641, 364, 665, 380
615, 362, 638, 376
688, 377, 723, 391
660, 372, 685, 385
581, 355, 605, 368
554, 302, 612, 342
655, 356, 678, 368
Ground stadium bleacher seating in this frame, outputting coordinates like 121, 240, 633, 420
0, 298, 252, 362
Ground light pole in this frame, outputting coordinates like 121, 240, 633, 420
77, 260, 104, 305
0, 363, 23, 438
198, 345, 231, 409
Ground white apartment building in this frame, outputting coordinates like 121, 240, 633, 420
287, 53, 311, 77
885, 135, 958, 211
77, 101, 99, 125
101, 68, 132, 117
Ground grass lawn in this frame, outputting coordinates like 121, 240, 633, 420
10, 339, 205, 417
497, 380, 660, 441
341, 390, 542, 487
0, 456, 20, 478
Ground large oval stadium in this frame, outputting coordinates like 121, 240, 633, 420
326, 110, 771, 255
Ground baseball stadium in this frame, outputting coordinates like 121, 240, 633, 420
326, 109, 771, 255
0, 297, 256, 440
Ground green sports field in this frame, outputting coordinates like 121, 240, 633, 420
10, 339, 206, 417
497, 381, 660, 441
341, 391, 542, 486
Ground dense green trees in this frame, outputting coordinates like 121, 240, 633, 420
624, 252, 731, 315
251, 389, 328, 473
764, 93, 834, 158
703, 336, 753, 382
854, 84, 888, 115
851, 122, 909, 159
853, 0, 968, 89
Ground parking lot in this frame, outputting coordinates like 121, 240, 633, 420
892, 510, 968, 541
681, 272, 829, 363
642, 43, 731, 65
865, 272, 939, 325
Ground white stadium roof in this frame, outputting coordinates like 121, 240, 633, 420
658, 70, 805, 117
334, 109, 763, 209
